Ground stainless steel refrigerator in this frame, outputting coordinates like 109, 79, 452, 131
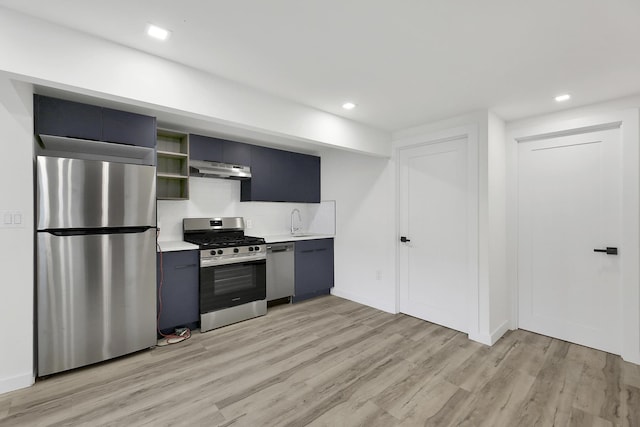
36, 156, 157, 376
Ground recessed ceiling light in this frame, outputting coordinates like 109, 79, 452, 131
147, 24, 170, 41
342, 102, 356, 110
554, 94, 571, 102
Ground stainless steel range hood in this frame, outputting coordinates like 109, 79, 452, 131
189, 159, 252, 180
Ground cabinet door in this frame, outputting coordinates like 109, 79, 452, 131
290, 152, 321, 203
294, 239, 334, 301
156, 250, 200, 332
102, 108, 156, 147
35, 95, 102, 141
241, 145, 282, 201
241, 144, 320, 203
223, 140, 252, 166
189, 134, 223, 161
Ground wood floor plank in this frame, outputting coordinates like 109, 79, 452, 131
573, 353, 623, 424
307, 400, 399, 427
622, 384, 640, 427
452, 366, 536, 426
568, 407, 615, 427
0, 295, 638, 426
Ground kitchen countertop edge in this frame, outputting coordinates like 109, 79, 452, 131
157, 241, 200, 252
263, 234, 335, 243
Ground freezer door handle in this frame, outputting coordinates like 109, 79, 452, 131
45, 226, 153, 236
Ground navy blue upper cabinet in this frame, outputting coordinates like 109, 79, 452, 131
102, 108, 156, 148
35, 95, 102, 141
189, 134, 223, 161
241, 145, 320, 203
223, 140, 252, 166
189, 133, 251, 165
34, 95, 156, 148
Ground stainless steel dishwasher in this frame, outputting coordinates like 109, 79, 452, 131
266, 242, 295, 301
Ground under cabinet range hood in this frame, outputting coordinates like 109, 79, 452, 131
189, 159, 252, 180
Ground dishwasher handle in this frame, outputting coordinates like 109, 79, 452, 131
267, 243, 294, 253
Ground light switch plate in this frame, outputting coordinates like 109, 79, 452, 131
0, 210, 25, 228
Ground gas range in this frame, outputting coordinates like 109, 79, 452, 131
184, 217, 267, 332
183, 217, 267, 267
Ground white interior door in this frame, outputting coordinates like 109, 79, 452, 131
399, 137, 472, 333
518, 128, 622, 354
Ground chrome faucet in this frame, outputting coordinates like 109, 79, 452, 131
290, 208, 302, 235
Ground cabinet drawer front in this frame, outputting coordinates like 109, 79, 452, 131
295, 238, 334, 253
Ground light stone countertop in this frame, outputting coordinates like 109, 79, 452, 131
156, 234, 335, 251
156, 240, 200, 252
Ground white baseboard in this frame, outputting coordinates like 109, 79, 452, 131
468, 320, 510, 346
0, 372, 33, 395
330, 288, 396, 314
490, 320, 510, 344
468, 332, 492, 346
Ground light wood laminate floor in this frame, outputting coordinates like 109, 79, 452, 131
1, 295, 639, 426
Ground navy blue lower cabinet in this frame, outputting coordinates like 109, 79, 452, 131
156, 250, 200, 334
293, 239, 334, 303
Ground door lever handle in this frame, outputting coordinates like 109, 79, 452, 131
400, 236, 410, 243
594, 247, 618, 255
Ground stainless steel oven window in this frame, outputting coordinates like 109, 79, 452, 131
200, 260, 266, 313
214, 264, 259, 295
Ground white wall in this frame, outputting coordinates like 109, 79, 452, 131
320, 148, 397, 313
157, 178, 334, 242
0, 7, 391, 157
487, 112, 509, 340
0, 77, 34, 393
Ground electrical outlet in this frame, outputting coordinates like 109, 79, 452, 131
376, 270, 382, 280
246, 219, 253, 229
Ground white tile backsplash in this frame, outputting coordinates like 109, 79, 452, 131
157, 177, 335, 241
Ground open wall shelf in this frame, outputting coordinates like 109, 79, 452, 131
156, 129, 189, 200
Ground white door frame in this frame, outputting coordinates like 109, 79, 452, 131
506, 110, 640, 363
394, 124, 481, 342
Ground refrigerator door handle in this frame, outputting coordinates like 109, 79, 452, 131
45, 226, 154, 236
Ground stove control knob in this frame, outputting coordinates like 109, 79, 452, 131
254, 246, 260, 251
217, 250, 223, 255
233, 248, 239, 253
248, 247, 254, 251
210, 250, 216, 255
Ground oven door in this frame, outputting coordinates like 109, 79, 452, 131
200, 259, 266, 313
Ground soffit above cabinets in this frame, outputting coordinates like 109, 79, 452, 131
6, 1, 640, 130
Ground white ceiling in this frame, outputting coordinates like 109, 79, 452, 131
2, 0, 640, 132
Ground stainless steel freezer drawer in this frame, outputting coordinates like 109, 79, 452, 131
36, 156, 156, 230
37, 228, 157, 376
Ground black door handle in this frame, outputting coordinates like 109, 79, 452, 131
400, 236, 410, 243
594, 247, 618, 255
